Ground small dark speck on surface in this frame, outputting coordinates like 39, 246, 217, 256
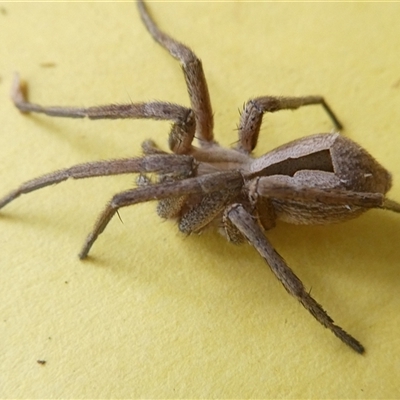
37, 360, 46, 365
40, 62, 57, 68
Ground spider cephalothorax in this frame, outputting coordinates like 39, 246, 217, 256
1, 0, 399, 354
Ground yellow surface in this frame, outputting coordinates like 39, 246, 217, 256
1, 2, 400, 398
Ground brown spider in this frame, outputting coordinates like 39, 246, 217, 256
1, 0, 400, 354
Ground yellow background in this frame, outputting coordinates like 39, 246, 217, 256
1, 2, 400, 398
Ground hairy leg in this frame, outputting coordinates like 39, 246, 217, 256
247, 176, 386, 209
0, 154, 196, 209
227, 203, 365, 354
237, 96, 343, 153
137, 0, 215, 145
12, 74, 196, 154
79, 170, 243, 258
248, 176, 400, 216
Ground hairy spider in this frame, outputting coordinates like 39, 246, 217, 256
2, 0, 400, 354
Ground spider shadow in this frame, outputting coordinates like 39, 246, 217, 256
17, 113, 147, 162
184, 209, 400, 307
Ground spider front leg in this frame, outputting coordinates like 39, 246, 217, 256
226, 203, 365, 354
137, 0, 215, 146
11, 74, 196, 154
237, 96, 344, 153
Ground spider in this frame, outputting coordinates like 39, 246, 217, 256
1, 0, 400, 354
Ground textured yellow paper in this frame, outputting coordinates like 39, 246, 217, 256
1, 2, 400, 398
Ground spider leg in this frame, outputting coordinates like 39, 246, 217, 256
237, 96, 343, 153
137, 0, 215, 146
79, 171, 243, 258
248, 177, 386, 209
141, 139, 168, 155
250, 176, 400, 215
226, 203, 365, 354
11, 74, 195, 154
380, 198, 400, 213
0, 154, 195, 209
